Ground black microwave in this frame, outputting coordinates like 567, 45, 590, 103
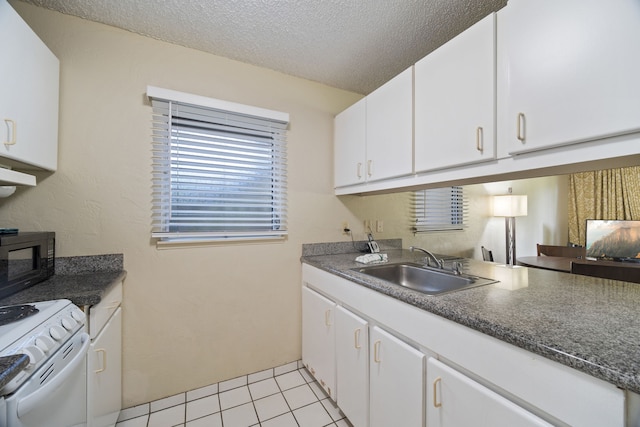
0, 232, 55, 299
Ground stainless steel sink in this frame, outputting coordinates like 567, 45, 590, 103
354, 262, 497, 296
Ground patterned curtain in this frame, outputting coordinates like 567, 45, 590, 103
568, 166, 640, 246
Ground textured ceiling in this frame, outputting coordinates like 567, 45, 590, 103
18, 0, 507, 95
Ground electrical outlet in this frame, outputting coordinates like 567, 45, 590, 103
342, 221, 350, 234
376, 220, 384, 232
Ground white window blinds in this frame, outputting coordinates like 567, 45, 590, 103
413, 186, 467, 232
149, 88, 289, 243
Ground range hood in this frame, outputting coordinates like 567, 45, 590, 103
0, 168, 36, 186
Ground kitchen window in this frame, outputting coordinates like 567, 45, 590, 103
148, 86, 289, 245
413, 186, 467, 232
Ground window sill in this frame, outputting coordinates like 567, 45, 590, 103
154, 235, 287, 250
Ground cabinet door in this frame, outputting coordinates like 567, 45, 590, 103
427, 358, 551, 427
0, 0, 59, 171
335, 306, 369, 427
370, 326, 424, 427
415, 13, 496, 172
302, 286, 336, 400
88, 307, 122, 427
366, 67, 413, 182
89, 281, 123, 339
498, 0, 640, 155
334, 98, 366, 188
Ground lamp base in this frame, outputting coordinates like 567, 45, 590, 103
505, 216, 517, 265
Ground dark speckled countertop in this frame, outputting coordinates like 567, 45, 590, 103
301, 241, 640, 394
0, 270, 126, 307
0, 254, 126, 307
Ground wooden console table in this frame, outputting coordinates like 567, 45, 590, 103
517, 256, 640, 283
517, 256, 573, 272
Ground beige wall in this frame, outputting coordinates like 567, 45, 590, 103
3, 2, 570, 407
4, 2, 365, 406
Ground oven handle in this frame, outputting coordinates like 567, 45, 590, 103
17, 332, 90, 418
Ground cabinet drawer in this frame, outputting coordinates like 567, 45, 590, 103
88, 281, 122, 338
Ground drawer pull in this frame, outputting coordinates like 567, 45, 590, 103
476, 126, 483, 152
354, 328, 361, 349
357, 162, 362, 179
373, 340, 381, 363
433, 376, 442, 408
94, 348, 107, 374
324, 309, 332, 326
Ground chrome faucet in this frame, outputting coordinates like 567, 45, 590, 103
409, 246, 444, 269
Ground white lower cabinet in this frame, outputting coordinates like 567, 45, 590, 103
301, 286, 336, 399
307, 291, 425, 427
304, 284, 425, 426
370, 326, 424, 427
88, 308, 122, 427
426, 357, 551, 427
335, 306, 369, 427
86, 281, 123, 427
302, 263, 628, 427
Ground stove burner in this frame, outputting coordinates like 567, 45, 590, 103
0, 304, 39, 327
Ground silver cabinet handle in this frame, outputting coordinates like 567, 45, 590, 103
517, 113, 526, 142
354, 328, 361, 349
476, 127, 483, 152
3, 119, 16, 146
357, 162, 362, 179
367, 160, 373, 177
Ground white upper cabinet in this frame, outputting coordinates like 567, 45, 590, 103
334, 67, 413, 189
498, 0, 640, 155
365, 67, 413, 182
0, 0, 59, 172
334, 98, 366, 187
415, 13, 496, 172
334, 1, 640, 195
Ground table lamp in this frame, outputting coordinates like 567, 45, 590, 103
493, 189, 528, 265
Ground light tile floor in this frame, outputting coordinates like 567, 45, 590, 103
116, 360, 353, 427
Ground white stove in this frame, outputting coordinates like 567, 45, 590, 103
0, 299, 90, 426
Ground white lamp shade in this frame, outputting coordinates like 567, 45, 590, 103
493, 195, 527, 217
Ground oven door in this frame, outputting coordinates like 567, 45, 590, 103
4, 330, 90, 427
